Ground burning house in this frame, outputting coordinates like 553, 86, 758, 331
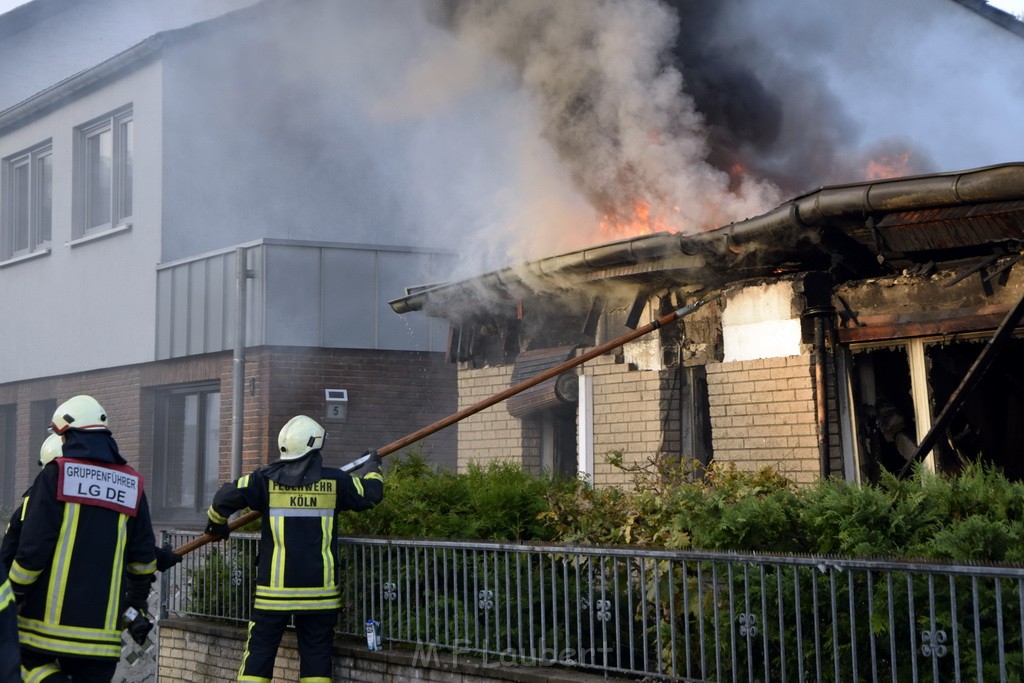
2, 0, 1022, 527
391, 162, 1024, 486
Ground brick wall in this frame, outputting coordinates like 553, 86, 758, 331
261, 347, 458, 471
456, 364, 525, 472
158, 618, 609, 683
585, 355, 670, 488
454, 353, 680, 486
0, 346, 456, 525
705, 354, 821, 484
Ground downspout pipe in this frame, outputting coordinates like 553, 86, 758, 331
231, 247, 254, 481
804, 304, 836, 477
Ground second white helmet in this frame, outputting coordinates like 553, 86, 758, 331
39, 433, 63, 467
277, 415, 325, 460
51, 395, 108, 434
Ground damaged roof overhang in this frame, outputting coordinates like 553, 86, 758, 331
390, 162, 1024, 320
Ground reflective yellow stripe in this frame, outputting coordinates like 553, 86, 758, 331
0, 577, 13, 610
19, 496, 29, 521
18, 630, 121, 658
47, 502, 80, 623
17, 616, 121, 658
270, 516, 286, 588
238, 474, 250, 488
253, 583, 340, 611
239, 677, 272, 682
208, 507, 228, 525
128, 560, 157, 575
8, 559, 41, 586
321, 516, 332, 586
19, 615, 121, 641
351, 477, 364, 497
239, 621, 258, 681
253, 595, 341, 611
300, 678, 332, 682
255, 585, 339, 598
104, 514, 128, 630
363, 472, 383, 483
22, 662, 62, 683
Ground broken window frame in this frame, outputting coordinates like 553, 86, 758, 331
839, 329, 1020, 483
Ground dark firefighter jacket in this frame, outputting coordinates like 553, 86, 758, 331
8, 431, 157, 661
0, 485, 31, 569
1, 562, 19, 683
206, 450, 383, 613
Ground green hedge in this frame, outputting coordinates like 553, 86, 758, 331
339, 452, 1024, 563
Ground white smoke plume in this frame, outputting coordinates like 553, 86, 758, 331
430, 0, 783, 237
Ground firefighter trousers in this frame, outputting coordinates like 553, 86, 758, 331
21, 650, 117, 682
238, 610, 336, 682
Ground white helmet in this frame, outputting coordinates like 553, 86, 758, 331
39, 433, 63, 467
51, 395, 108, 434
277, 415, 325, 460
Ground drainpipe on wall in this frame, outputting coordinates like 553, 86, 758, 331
805, 304, 836, 477
231, 247, 254, 481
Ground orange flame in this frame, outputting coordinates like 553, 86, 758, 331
864, 151, 913, 181
599, 199, 681, 239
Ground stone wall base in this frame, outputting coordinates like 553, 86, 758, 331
157, 618, 619, 682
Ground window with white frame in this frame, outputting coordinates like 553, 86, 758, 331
74, 106, 132, 237
1, 141, 52, 260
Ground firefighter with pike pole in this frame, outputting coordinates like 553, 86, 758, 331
9, 395, 159, 682
203, 414, 384, 682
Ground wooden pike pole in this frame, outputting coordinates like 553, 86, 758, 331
173, 295, 716, 556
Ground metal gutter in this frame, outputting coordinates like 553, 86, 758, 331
390, 163, 1024, 316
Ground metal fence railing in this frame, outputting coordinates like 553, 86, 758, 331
160, 531, 1024, 682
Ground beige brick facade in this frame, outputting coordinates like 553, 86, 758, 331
157, 618, 608, 683
585, 354, 669, 488
706, 354, 821, 484
456, 364, 525, 472
456, 352, 677, 487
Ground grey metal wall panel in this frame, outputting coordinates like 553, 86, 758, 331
245, 247, 264, 348
205, 254, 226, 352
156, 242, 451, 357
170, 267, 189, 358
155, 269, 173, 360
321, 249, 377, 348
187, 262, 207, 354
263, 246, 321, 347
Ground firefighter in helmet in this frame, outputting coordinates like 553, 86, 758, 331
205, 415, 384, 682
9, 395, 158, 682
0, 434, 62, 569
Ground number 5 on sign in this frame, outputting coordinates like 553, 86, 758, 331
324, 389, 348, 423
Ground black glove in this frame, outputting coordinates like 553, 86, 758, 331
123, 607, 154, 646
155, 543, 183, 571
205, 519, 230, 540
362, 449, 382, 474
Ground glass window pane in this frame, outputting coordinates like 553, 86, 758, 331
36, 152, 52, 244
86, 128, 112, 229
13, 162, 29, 252
202, 391, 221, 503
163, 395, 187, 508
